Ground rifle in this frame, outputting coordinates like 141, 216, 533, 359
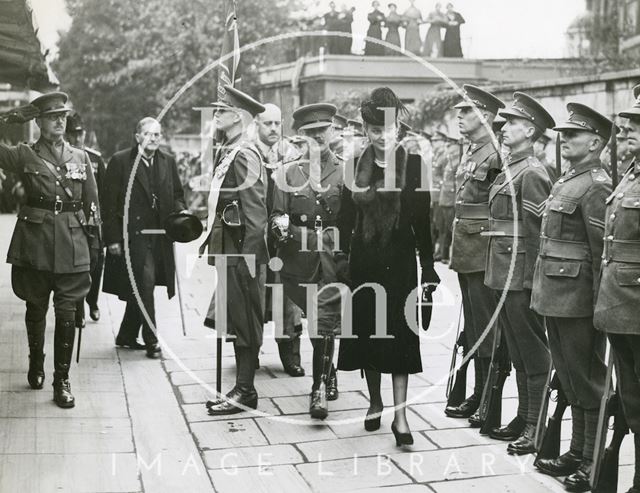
534, 371, 568, 465
445, 304, 468, 408
478, 325, 511, 435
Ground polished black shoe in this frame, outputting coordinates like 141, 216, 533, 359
507, 424, 537, 455
145, 343, 162, 359
489, 415, 526, 441
28, 352, 45, 390
53, 378, 75, 408
468, 412, 482, 428
391, 421, 414, 446
326, 371, 339, 401
89, 306, 100, 321
309, 390, 328, 420
564, 461, 592, 492
207, 390, 258, 416
536, 450, 582, 477
206, 387, 238, 409
364, 408, 383, 432
284, 364, 305, 377
115, 338, 146, 350
445, 394, 479, 418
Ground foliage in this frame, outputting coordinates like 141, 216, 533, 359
55, 0, 301, 154
327, 89, 369, 119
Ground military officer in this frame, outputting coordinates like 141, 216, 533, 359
66, 111, 106, 326
445, 85, 504, 423
436, 132, 461, 263
0, 92, 100, 408
531, 103, 612, 490
594, 85, 640, 493
271, 103, 344, 419
254, 103, 305, 377
202, 86, 269, 416
485, 92, 554, 454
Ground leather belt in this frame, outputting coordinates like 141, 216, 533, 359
481, 218, 524, 237
27, 198, 83, 213
455, 202, 490, 220
604, 239, 640, 263
539, 237, 590, 261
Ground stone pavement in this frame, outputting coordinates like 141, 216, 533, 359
0, 212, 635, 493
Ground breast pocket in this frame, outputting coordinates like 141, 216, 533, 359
548, 199, 580, 239
618, 197, 640, 240
290, 192, 312, 217
492, 189, 514, 219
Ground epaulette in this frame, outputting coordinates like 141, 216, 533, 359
590, 167, 609, 183
526, 156, 541, 167
84, 146, 102, 157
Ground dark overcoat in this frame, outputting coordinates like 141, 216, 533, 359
101, 146, 186, 300
337, 146, 440, 374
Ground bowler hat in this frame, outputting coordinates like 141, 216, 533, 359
31, 91, 72, 116
164, 212, 203, 243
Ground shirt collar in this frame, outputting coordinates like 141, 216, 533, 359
506, 146, 534, 166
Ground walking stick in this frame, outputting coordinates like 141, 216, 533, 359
173, 243, 187, 337
76, 325, 82, 364
216, 337, 222, 395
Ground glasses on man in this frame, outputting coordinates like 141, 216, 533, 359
141, 132, 162, 139
43, 113, 67, 122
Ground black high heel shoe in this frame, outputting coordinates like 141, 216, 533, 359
364, 409, 382, 431
391, 421, 414, 446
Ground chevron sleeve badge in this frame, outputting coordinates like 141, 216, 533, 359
522, 198, 547, 217
589, 217, 606, 230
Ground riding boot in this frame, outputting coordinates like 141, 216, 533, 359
208, 345, 258, 416
278, 339, 304, 377
291, 334, 303, 368
53, 319, 76, 408
326, 364, 339, 401
26, 318, 46, 389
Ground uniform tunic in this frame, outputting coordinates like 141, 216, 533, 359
451, 134, 501, 358
530, 158, 609, 409
595, 159, 640, 432
485, 147, 551, 376
0, 138, 100, 317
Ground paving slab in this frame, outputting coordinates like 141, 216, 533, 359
208, 464, 312, 493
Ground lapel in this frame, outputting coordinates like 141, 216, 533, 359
60, 142, 74, 164
129, 147, 152, 203
320, 152, 338, 183
155, 150, 168, 188
489, 157, 528, 203
33, 138, 64, 167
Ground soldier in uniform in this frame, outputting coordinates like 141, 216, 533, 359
445, 85, 504, 423
436, 132, 461, 264
594, 85, 640, 493
534, 131, 557, 183
254, 103, 305, 377
485, 92, 554, 453
531, 103, 612, 490
271, 103, 344, 419
0, 92, 100, 408
66, 112, 106, 326
202, 86, 269, 416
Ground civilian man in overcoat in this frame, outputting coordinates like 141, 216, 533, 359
102, 117, 186, 359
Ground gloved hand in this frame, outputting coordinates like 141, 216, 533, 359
1, 104, 39, 124
420, 266, 439, 331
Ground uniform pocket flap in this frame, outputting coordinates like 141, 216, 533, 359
549, 200, 578, 214
615, 265, 640, 286
459, 219, 488, 234
493, 237, 525, 254
18, 207, 46, 224
543, 260, 581, 278
621, 197, 640, 209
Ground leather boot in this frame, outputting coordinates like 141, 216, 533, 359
445, 393, 480, 419
310, 389, 328, 420
26, 319, 46, 389
52, 319, 76, 409
507, 423, 537, 455
208, 346, 258, 415
278, 340, 304, 377
536, 450, 582, 477
564, 460, 592, 492
490, 415, 526, 441
291, 332, 303, 367
326, 365, 338, 401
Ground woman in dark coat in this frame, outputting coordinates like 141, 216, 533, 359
383, 3, 402, 55
365, 1, 386, 56
337, 87, 440, 445
443, 3, 465, 57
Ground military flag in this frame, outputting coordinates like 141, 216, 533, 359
218, 0, 240, 99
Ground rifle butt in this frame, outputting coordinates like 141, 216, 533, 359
446, 362, 469, 407
534, 417, 561, 463
479, 389, 503, 435
592, 449, 619, 493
